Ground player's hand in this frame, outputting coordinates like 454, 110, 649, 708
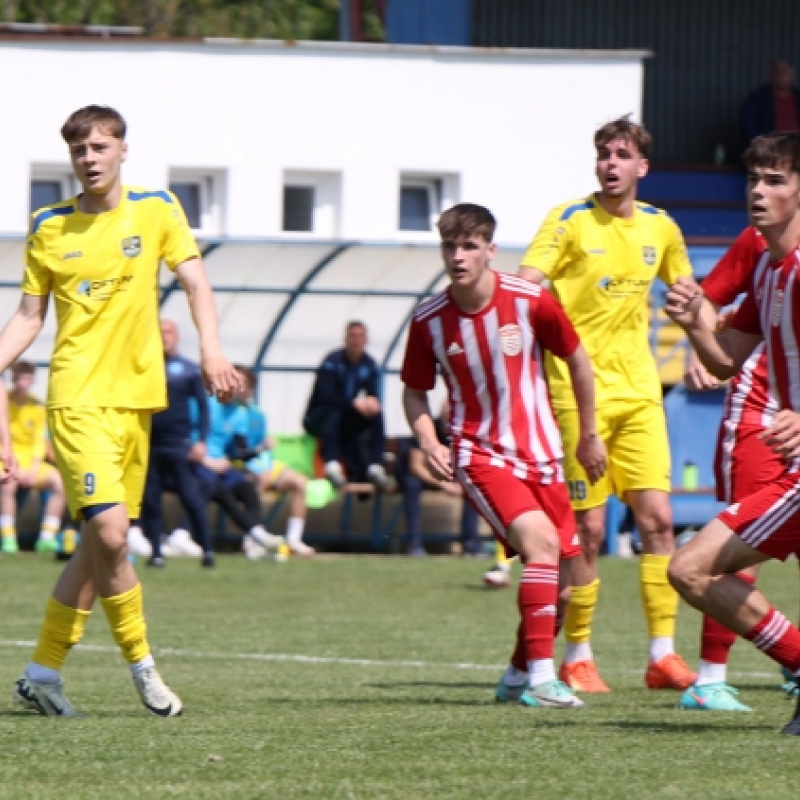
684, 350, 720, 391
202, 353, 242, 402
423, 441, 454, 483
761, 410, 800, 461
664, 277, 704, 328
188, 441, 206, 463
440, 479, 464, 497
0, 441, 18, 484
576, 434, 607, 485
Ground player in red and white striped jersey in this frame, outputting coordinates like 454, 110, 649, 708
681, 228, 792, 710
666, 132, 800, 734
402, 203, 607, 710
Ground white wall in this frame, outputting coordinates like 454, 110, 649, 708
0, 39, 645, 244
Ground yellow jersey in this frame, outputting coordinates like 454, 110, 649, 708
521, 195, 692, 409
23, 187, 200, 410
9, 395, 47, 462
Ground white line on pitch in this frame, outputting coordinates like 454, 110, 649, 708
0, 640, 785, 679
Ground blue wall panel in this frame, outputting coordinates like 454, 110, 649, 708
386, 0, 471, 46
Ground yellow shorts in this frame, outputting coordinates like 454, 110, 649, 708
556, 400, 671, 510
47, 408, 152, 519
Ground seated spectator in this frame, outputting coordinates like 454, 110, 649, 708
394, 402, 482, 557
0, 361, 67, 554
303, 321, 395, 491
232, 367, 315, 556
185, 391, 284, 559
741, 60, 800, 144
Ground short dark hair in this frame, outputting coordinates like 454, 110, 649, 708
61, 105, 126, 144
594, 116, 652, 158
346, 321, 366, 333
437, 203, 497, 242
743, 132, 800, 175
11, 360, 35, 376
235, 365, 258, 390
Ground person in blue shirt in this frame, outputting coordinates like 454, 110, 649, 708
303, 321, 395, 491
236, 366, 315, 556
140, 320, 216, 568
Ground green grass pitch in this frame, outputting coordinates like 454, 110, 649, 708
0, 554, 799, 799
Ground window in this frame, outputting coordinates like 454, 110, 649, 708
283, 185, 315, 232
281, 171, 341, 236
168, 170, 225, 235
398, 174, 459, 233
29, 167, 75, 213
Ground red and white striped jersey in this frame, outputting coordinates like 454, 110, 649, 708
703, 228, 778, 430
733, 247, 800, 416
401, 273, 580, 480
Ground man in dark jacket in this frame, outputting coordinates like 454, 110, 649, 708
741, 60, 800, 144
303, 321, 394, 490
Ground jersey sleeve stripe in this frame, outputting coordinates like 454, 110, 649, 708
636, 203, 661, 215
128, 190, 174, 204
30, 205, 75, 235
413, 290, 449, 321
499, 274, 542, 296
559, 201, 593, 221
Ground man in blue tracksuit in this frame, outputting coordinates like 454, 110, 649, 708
141, 319, 215, 567
302, 321, 394, 491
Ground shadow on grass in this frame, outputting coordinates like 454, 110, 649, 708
597, 719, 778, 733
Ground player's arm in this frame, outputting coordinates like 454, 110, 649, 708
0, 294, 48, 374
683, 298, 723, 391
403, 387, 452, 482
665, 277, 761, 379
0, 383, 17, 482
175, 258, 241, 400
563, 345, 607, 485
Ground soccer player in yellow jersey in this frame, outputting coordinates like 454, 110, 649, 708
0, 105, 241, 718
517, 117, 699, 692
0, 361, 67, 554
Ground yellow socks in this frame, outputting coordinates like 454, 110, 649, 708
494, 540, 511, 565
640, 554, 678, 639
31, 597, 91, 670
100, 583, 151, 664
563, 578, 600, 644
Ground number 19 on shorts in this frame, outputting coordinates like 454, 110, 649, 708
84, 472, 96, 496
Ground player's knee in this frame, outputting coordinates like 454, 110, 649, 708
667, 550, 702, 598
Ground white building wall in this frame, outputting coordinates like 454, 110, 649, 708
0, 40, 645, 244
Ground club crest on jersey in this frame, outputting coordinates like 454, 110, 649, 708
121, 236, 142, 258
642, 245, 656, 266
498, 324, 522, 357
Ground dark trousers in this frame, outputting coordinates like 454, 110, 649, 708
141, 448, 214, 558
304, 404, 386, 481
394, 439, 481, 552
192, 466, 262, 534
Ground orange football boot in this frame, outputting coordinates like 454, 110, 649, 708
559, 659, 611, 693
645, 653, 697, 690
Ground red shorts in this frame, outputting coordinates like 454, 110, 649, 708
714, 422, 787, 503
456, 461, 580, 560
718, 469, 800, 561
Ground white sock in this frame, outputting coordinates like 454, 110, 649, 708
528, 659, 556, 687
649, 636, 675, 663
39, 515, 61, 540
26, 662, 60, 684
695, 659, 727, 687
170, 527, 189, 539
129, 653, 155, 677
502, 664, 528, 687
564, 642, 593, 664
0, 514, 14, 532
286, 517, 305, 547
